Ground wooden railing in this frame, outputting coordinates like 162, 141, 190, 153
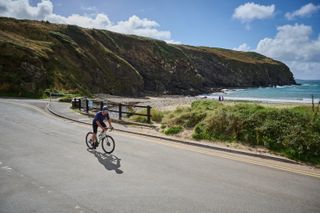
71, 98, 152, 123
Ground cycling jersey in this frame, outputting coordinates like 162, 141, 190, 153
93, 111, 110, 124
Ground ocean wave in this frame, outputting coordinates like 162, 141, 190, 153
275, 85, 296, 89
301, 84, 320, 87
203, 95, 320, 104
221, 88, 244, 94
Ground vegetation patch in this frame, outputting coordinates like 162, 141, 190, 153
129, 108, 164, 123
164, 126, 183, 135
162, 100, 320, 164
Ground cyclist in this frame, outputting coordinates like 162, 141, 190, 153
91, 106, 113, 149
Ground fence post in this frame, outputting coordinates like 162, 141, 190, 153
85, 99, 89, 113
119, 103, 122, 120
100, 101, 104, 111
147, 105, 151, 123
78, 99, 81, 111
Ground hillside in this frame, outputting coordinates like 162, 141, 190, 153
0, 17, 296, 97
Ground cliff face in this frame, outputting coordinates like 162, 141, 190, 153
0, 17, 296, 97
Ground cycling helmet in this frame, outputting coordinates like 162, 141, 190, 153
102, 106, 108, 112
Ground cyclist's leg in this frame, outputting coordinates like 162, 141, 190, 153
92, 123, 98, 144
101, 122, 107, 132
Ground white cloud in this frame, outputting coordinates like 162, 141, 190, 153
108, 15, 171, 40
256, 24, 320, 79
286, 61, 320, 79
285, 3, 320, 20
0, 0, 53, 20
233, 2, 275, 23
233, 43, 251, 51
0, 0, 177, 42
165, 40, 181, 45
46, 13, 112, 29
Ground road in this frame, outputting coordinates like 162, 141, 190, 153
0, 99, 320, 213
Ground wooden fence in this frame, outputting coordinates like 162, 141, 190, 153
71, 98, 152, 123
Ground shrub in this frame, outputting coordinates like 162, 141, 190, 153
162, 100, 320, 164
59, 97, 72, 103
151, 108, 164, 123
130, 114, 148, 123
191, 99, 222, 111
164, 126, 183, 135
58, 93, 81, 103
129, 108, 164, 123
193, 123, 210, 140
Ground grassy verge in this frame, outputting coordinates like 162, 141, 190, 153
161, 100, 320, 164
58, 93, 82, 102
42, 89, 83, 102
129, 108, 164, 123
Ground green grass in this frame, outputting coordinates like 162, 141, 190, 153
164, 126, 183, 135
58, 94, 81, 102
129, 108, 164, 123
162, 100, 320, 164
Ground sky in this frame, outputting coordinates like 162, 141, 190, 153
0, 0, 320, 79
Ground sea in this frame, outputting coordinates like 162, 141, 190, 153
202, 80, 320, 103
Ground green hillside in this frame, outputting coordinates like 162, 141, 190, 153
0, 17, 296, 97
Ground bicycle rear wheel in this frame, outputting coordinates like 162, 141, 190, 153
101, 135, 115, 154
85, 132, 95, 149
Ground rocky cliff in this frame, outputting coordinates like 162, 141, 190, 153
0, 17, 296, 97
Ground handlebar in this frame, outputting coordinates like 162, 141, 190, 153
98, 128, 113, 138
102, 127, 114, 133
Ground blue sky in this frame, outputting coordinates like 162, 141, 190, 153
1, 0, 320, 79
45, 0, 320, 49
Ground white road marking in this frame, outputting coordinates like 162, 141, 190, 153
1, 166, 12, 170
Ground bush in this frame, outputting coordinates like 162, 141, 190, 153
130, 115, 149, 123
59, 97, 72, 102
129, 108, 164, 123
191, 100, 222, 111
193, 123, 210, 140
151, 108, 164, 123
164, 126, 183, 135
162, 100, 320, 164
58, 93, 81, 103
282, 126, 320, 163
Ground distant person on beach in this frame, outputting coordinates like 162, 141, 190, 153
91, 106, 113, 149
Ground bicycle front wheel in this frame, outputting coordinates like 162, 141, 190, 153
85, 132, 95, 149
101, 135, 115, 154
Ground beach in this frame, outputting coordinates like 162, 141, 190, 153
93, 80, 319, 110
94, 94, 312, 111
94, 94, 203, 111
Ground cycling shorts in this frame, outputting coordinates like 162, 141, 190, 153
92, 121, 106, 134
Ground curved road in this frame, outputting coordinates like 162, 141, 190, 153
0, 99, 319, 213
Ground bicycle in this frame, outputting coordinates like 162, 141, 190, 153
85, 128, 115, 154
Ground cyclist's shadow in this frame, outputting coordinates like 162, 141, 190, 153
87, 149, 123, 174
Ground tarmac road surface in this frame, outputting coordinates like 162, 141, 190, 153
0, 99, 320, 213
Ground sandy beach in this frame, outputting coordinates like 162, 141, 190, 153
93, 94, 310, 111
94, 94, 203, 111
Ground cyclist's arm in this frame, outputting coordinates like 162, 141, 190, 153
107, 119, 113, 129
106, 113, 113, 129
